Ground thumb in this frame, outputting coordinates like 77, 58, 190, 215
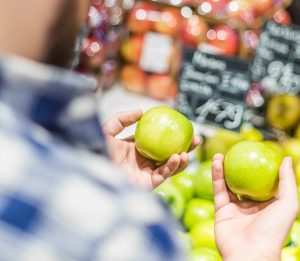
102, 110, 143, 138
277, 157, 299, 213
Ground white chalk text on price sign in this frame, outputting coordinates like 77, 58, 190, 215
251, 21, 300, 94
177, 49, 250, 132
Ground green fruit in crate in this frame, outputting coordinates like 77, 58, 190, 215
291, 221, 300, 246
298, 187, 300, 220
190, 220, 217, 250
188, 248, 221, 261
224, 141, 282, 201
267, 94, 300, 130
204, 137, 229, 160
171, 171, 195, 201
215, 129, 242, 148
294, 163, 300, 185
241, 124, 263, 142
281, 246, 300, 261
183, 199, 214, 230
295, 124, 300, 139
195, 161, 214, 201
135, 106, 193, 163
154, 182, 185, 218
204, 129, 241, 160
262, 140, 284, 157
282, 139, 300, 164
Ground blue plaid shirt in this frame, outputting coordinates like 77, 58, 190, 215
0, 56, 183, 261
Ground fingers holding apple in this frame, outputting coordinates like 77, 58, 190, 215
135, 106, 196, 163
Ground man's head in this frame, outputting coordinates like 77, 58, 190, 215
0, 0, 90, 67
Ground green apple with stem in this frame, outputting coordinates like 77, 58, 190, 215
224, 141, 283, 201
154, 182, 185, 218
135, 106, 194, 163
188, 247, 221, 261
183, 198, 214, 230
195, 160, 213, 200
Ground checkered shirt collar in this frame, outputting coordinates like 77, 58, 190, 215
0, 56, 107, 154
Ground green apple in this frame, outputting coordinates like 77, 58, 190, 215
154, 182, 185, 218
241, 124, 263, 142
281, 246, 300, 261
295, 124, 300, 139
224, 141, 283, 201
294, 163, 300, 186
298, 187, 300, 220
190, 219, 217, 250
267, 94, 300, 130
171, 170, 195, 201
204, 129, 242, 160
262, 140, 284, 156
183, 198, 214, 230
188, 247, 221, 261
215, 129, 242, 148
135, 106, 194, 163
291, 221, 300, 246
282, 139, 300, 164
195, 161, 214, 200
204, 136, 229, 161
195, 146, 204, 162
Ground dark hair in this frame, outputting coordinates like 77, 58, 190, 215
44, 0, 81, 68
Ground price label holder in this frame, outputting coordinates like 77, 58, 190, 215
177, 49, 250, 132
251, 21, 300, 94
139, 32, 173, 74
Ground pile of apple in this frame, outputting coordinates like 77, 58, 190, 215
120, 2, 181, 100
155, 125, 300, 260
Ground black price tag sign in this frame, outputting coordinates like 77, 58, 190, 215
251, 21, 300, 94
177, 49, 250, 132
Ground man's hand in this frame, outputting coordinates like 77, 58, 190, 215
102, 109, 200, 190
212, 154, 299, 261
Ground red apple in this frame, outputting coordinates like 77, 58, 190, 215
147, 74, 175, 100
181, 15, 208, 47
197, 0, 229, 17
120, 36, 143, 64
227, 0, 256, 26
127, 2, 156, 34
207, 25, 239, 56
252, 0, 273, 14
120, 65, 146, 94
80, 37, 106, 69
273, 9, 291, 26
154, 7, 182, 36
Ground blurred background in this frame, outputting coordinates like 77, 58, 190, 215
74, 1, 300, 259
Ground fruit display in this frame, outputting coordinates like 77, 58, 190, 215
120, 1, 182, 100
154, 122, 300, 259
75, 0, 126, 91
135, 106, 193, 163
119, 0, 292, 101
